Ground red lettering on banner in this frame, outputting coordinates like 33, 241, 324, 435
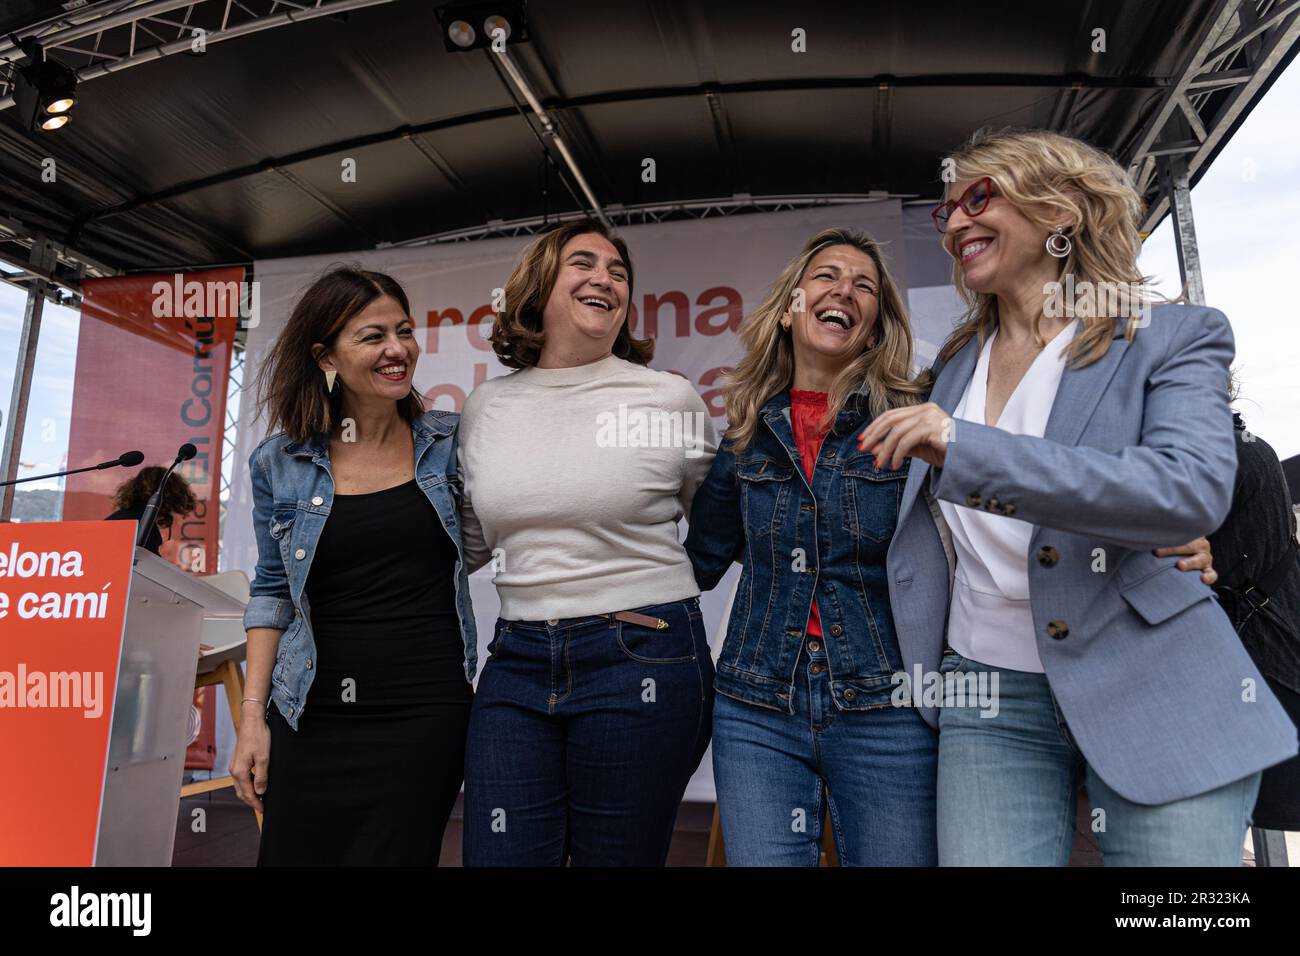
425, 308, 464, 353
700, 366, 733, 417
424, 363, 490, 413
695, 287, 743, 335
467, 304, 495, 351
639, 291, 691, 338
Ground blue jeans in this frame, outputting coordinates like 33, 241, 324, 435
462, 598, 714, 866
712, 638, 939, 866
936, 650, 1262, 866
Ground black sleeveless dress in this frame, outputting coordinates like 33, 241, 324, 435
257, 480, 472, 866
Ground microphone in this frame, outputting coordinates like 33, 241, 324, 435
0, 450, 144, 488
135, 444, 197, 549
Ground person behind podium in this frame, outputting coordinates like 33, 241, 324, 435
105, 466, 198, 555
231, 266, 476, 866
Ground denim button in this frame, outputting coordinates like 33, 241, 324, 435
311, 496, 323, 506
547, 618, 558, 625
305, 658, 312, 669
843, 688, 856, 701
808, 640, 821, 653
294, 548, 306, 560
829, 624, 844, 637
810, 663, 827, 674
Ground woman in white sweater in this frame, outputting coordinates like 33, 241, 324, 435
458, 220, 717, 866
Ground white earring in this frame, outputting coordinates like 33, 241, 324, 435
1046, 225, 1072, 258
324, 369, 337, 392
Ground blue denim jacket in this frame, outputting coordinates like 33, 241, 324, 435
242, 409, 477, 729
685, 390, 908, 714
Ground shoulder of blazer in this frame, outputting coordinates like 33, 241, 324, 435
1142, 302, 1229, 337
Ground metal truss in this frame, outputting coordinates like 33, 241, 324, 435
0, 0, 397, 108
1129, 0, 1300, 234
0, 212, 117, 305
388, 193, 907, 247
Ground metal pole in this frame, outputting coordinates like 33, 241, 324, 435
1159, 155, 1206, 305
1251, 826, 1290, 867
1, 236, 55, 521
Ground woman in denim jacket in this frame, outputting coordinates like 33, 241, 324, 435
686, 229, 939, 865
231, 267, 477, 866
686, 228, 1214, 866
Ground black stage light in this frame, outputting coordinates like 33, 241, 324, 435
13, 45, 78, 133
436, 2, 528, 53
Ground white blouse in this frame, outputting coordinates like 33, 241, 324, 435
937, 320, 1078, 672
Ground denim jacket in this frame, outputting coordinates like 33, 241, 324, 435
685, 389, 908, 714
242, 409, 477, 729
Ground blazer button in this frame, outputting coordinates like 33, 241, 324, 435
311, 496, 323, 506
829, 624, 844, 637
1037, 546, 1059, 567
1002, 502, 1017, 516
966, 493, 982, 508
1046, 620, 1069, 639
294, 548, 306, 560
985, 497, 1001, 513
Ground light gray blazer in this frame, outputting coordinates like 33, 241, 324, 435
886, 304, 1297, 805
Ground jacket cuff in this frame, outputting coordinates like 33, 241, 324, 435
243, 594, 294, 632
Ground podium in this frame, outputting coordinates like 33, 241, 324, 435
96, 547, 246, 866
0, 521, 245, 866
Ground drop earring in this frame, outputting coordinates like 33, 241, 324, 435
324, 369, 337, 392
1046, 225, 1072, 258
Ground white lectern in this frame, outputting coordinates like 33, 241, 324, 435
94, 547, 246, 866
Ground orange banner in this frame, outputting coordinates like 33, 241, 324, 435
0, 520, 135, 865
63, 269, 241, 575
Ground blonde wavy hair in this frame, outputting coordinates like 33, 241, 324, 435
936, 127, 1153, 368
724, 228, 928, 450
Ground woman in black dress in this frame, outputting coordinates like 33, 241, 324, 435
230, 267, 477, 865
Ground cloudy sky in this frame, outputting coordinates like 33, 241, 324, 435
3, 57, 1299, 489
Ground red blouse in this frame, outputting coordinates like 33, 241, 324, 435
790, 389, 830, 638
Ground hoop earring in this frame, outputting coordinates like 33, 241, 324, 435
1046, 226, 1072, 258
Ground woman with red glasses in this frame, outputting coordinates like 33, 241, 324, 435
860, 127, 1296, 865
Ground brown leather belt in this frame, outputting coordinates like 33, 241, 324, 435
605, 610, 670, 630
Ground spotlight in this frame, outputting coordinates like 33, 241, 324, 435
447, 19, 476, 47
13, 44, 78, 133
436, 3, 527, 53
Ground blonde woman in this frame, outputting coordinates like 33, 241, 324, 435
685, 229, 939, 865
859, 128, 1297, 865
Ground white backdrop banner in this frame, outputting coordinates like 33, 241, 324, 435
223, 199, 956, 802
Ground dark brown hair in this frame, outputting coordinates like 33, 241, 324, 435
112, 466, 199, 527
255, 266, 425, 443
489, 219, 653, 368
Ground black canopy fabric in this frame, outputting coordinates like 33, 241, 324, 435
0, 0, 1281, 273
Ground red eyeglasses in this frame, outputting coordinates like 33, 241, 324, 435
931, 177, 996, 233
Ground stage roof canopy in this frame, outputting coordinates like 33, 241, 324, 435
0, 0, 1297, 285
